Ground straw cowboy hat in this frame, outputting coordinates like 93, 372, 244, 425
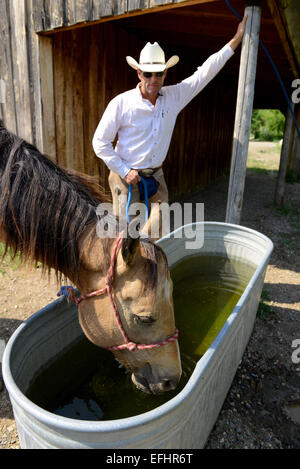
126, 42, 179, 72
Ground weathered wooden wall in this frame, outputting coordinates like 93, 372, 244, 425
52, 23, 139, 189
0, 0, 215, 149
0, 0, 31, 137
0, 0, 46, 150
32, 0, 215, 33
52, 21, 236, 195
0, 0, 234, 197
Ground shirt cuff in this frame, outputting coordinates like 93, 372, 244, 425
119, 166, 131, 180
225, 42, 235, 57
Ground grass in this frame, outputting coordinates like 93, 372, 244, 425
247, 141, 281, 174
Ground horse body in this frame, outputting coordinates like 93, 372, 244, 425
0, 121, 181, 394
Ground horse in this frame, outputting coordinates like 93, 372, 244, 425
0, 121, 181, 395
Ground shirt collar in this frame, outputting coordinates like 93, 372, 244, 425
135, 83, 164, 100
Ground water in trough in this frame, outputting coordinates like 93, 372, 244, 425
26, 255, 255, 421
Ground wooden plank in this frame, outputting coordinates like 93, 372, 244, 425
73, 0, 92, 23
72, 30, 85, 173
128, 0, 149, 11
84, 26, 100, 175
9, 0, 33, 141
53, 32, 66, 166
38, 35, 56, 160
48, 0, 65, 29
65, 0, 75, 25
0, 0, 17, 132
274, 104, 294, 205
99, 22, 118, 189
32, 0, 53, 32
65, 0, 93, 25
26, 0, 44, 149
92, 0, 113, 18
64, 30, 75, 169
96, 23, 108, 188
55, 28, 85, 173
225, 5, 262, 225
31, 0, 45, 32
149, 0, 174, 6
113, 0, 127, 16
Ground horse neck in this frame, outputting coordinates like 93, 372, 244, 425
75, 222, 117, 292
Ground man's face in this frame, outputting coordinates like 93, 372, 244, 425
137, 69, 167, 98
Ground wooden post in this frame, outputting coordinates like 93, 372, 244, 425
225, 3, 262, 225
274, 104, 294, 205
37, 35, 56, 161
287, 103, 300, 181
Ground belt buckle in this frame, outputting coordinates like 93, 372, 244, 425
139, 169, 154, 178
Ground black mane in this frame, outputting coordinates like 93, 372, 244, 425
0, 121, 110, 282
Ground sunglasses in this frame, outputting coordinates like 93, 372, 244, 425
142, 71, 165, 78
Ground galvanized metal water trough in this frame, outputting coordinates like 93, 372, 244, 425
2, 222, 273, 449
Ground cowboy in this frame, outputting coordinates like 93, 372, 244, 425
93, 15, 247, 221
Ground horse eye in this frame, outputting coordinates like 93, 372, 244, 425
133, 315, 155, 325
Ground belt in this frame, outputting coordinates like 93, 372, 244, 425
135, 166, 162, 178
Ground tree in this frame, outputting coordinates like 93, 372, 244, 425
251, 109, 285, 141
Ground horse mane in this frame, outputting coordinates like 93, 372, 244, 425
0, 120, 111, 283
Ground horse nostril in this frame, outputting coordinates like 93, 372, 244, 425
161, 378, 178, 391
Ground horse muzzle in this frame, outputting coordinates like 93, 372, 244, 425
131, 363, 181, 395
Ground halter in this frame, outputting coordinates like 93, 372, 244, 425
58, 232, 179, 352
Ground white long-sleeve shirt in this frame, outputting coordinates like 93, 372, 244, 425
93, 43, 234, 179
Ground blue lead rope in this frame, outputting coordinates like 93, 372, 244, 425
126, 176, 149, 224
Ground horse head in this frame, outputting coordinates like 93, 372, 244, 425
77, 226, 182, 395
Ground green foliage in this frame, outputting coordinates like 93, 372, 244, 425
251, 109, 285, 141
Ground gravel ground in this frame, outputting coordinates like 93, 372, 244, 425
1, 143, 300, 449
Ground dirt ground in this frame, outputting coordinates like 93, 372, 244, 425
1, 141, 300, 449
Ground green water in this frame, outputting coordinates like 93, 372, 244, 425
26, 255, 255, 421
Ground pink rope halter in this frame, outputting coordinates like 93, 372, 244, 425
62, 233, 179, 352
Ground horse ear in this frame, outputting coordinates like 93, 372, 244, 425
121, 232, 140, 266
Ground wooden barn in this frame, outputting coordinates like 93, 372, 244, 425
0, 0, 299, 222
